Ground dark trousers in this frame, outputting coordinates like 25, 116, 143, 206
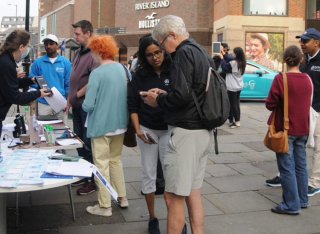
0, 121, 2, 139
228, 90, 241, 123
72, 106, 93, 164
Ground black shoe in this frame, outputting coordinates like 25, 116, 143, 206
76, 181, 97, 195
182, 223, 187, 234
308, 186, 320, 197
265, 176, 281, 187
271, 207, 299, 215
148, 218, 160, 234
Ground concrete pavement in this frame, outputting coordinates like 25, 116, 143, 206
6, 102, 320, 234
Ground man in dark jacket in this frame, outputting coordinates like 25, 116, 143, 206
143, 15, 212, 234
297, 28, 320, 197
66, 20, 99, 195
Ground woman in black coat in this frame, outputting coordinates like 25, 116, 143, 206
0, 29, 50, 135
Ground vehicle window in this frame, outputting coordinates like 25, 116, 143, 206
245, 64, 259, 74
244, 0, 287, 16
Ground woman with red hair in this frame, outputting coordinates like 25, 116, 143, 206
82, 35, 129, 217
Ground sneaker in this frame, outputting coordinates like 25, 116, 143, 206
86, 204, 112, 217
229, 122, 235, 127
148, 218, 160, 234
229, 122, 240, 129
77, 181, 97, 195
182, 223, 187, 234
71, 178, 87, 187
118, 197, 129, 208
308, 186, 320, 197
271, 206, 299, 216
265, 176, 281, 187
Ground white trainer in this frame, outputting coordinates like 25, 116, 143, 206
118, 197, 129, 208
86, 204, 112, 217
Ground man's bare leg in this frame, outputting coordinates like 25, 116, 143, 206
186, 188, 204, 234
164, 191, 186, 234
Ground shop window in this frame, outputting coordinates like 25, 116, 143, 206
244, 0, 287, 16
307, 0, 320, 19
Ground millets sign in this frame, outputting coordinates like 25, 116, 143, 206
136, 0, 170, 29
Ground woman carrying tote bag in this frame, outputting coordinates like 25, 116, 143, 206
265, 45, 312, 215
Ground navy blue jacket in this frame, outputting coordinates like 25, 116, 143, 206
300, 51, 320, 112
0, 52, 40, 121
128, 66, 171, 130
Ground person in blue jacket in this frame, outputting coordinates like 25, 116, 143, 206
30, 34, 72, 119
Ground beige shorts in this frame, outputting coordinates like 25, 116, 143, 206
164, 126, 211, 196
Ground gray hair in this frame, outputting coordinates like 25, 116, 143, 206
152, 15, 189, 39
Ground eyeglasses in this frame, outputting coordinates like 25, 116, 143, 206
300, 38, 311, 44
146, 50, 163, 59
159, 34, 170, 49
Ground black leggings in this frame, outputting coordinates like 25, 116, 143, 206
228, 90, 241, 123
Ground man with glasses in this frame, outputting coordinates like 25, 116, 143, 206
297, 28, 320, 197
30, 34, 71, 120
142, 15, 213, 234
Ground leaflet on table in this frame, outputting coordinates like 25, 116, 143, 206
0, 149, 56, 188
0, 180, 19, 188
44, 159, 94, 177
2, 123, 29, 132
56, 139, 82, 146
37, 120, 63, 125
93, 166, 118, 200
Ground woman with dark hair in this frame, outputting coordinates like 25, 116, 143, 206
266, 45, 312, 215
221, 47, 246, 128
127, 36, 171, 234
0, 29, 50, 135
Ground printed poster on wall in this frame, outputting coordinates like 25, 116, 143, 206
245, 32, 284, 71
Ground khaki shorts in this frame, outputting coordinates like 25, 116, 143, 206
164, 126, 211, 196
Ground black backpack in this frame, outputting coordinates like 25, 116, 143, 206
191, 66, 230, 130
186, 43, 230, 153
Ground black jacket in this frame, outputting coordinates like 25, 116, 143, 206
128, 67, 171, 130
157, 39, 214, 129
300, 51, 320, 112
0, 52, 40, 121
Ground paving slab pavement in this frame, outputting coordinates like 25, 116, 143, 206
5, 102, 320, 234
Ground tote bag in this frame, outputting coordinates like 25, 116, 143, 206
264, 73, 289, 154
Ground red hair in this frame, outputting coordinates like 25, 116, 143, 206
87, 35, 118, 60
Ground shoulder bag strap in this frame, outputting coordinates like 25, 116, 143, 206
283, 72, 289, 131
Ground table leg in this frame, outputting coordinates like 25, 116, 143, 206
67, 185, 76, 221
0, 193, 7, 234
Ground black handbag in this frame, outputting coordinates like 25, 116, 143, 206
123, 120, 137, 147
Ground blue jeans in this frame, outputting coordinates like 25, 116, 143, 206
276, 135, 309, 212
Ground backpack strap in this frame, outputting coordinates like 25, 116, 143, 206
185, 44, 220, 154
